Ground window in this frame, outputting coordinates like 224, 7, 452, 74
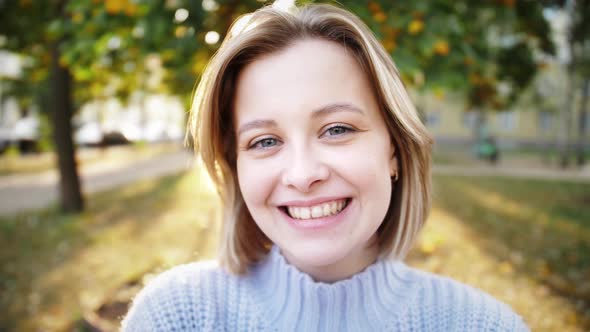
463, 111, 477, 129
425, 111, 440, 128
496, 111, 518, 131
538, 111, 553, 133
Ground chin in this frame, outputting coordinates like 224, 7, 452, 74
279, 239, 354, 270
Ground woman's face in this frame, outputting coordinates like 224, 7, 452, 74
234, 38, 396, 282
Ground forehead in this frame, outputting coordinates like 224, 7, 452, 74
233, 38, 378, 121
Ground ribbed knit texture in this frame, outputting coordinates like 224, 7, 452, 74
121, 246, 529, 331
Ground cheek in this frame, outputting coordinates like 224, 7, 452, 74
330, 144, 392, 208
237, 157, 273, 209
331, 146, 391, 186
354, 157, 392, 226
353, 158, 391, 197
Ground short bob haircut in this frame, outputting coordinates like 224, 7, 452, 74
188, 3, 433, 274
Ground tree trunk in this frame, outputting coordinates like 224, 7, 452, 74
50, 43, 84, 212
577, 78, 589, 166
0, 81, 4, 125
473, 108, 488, 141
558, 0, 577, 168
558, 69, 574, 168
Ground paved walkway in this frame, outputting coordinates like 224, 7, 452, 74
433, 164, 590, 182
0, 149, 195, 216
1, 152, 588, 217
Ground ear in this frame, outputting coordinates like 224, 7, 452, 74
389, 147, 399, 177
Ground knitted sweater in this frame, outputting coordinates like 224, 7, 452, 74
121, 246, 529, 331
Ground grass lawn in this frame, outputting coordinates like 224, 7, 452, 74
0, 169, 221, 331
0, 170, 588, 331
409, 175, 590, 331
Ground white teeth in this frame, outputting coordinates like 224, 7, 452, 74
330, 201, 338, 214
323, 204, 331, 216
300, 207, 310, 219
311, 205, 323, 218
287, 199, 348, 220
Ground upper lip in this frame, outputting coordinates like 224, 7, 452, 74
277, 196, 349, 207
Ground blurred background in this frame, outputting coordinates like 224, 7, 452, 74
0, 0, 588, 331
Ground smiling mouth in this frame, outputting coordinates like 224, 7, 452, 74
280, 198, 351, 220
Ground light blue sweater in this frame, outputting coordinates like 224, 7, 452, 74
121, 246, 529, 331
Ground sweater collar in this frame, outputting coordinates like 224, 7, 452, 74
248, 246, 419, 331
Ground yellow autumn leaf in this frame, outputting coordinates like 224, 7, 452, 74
175, 26, 188, 38
433, 88, 445, 100
72, 12, 84, 23
105, 0, 125, 14
374, 12, 386, 23
408, 19, 424, 35
58, 56, 69, 68
31, 70, 45, 82
161, 49, 176, 61
124, 2, 139, 16
420, 240, 436, 254
90, 82, 102, 97
433, 40, 450, 56
419, 232, 445, 254
382, 39, 396, 52
499, 261, 513, 274
368, 1, 381, 14
192, 51, 210, 75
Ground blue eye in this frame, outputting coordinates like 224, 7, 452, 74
250, 137, 279, 149
323, 125, 354, 137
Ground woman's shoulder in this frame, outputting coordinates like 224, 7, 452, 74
128, 260, 232, 301
395, 262, 530, 331
141, 260, 228, 289
120, 260, 253, 331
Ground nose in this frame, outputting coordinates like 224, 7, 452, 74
281, 145, 330, 192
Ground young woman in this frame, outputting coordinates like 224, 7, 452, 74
122, 4, 529, 331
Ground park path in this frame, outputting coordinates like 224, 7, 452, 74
0, 149, 195, 216
0, 151, 588, 216
433, 164, 590, 182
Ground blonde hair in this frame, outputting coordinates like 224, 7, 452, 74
187, 3, 433, 274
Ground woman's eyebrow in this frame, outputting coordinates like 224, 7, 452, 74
237, 119, 277, 137
237, 103, 363, 136
311, 103, 365, 118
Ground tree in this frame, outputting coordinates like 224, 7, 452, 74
333, 0, 555, 154
50, 22, 84, 212
0, 0, 268, 212
542, 0, 590, 167
569, 0, 590, 166
0, 0, 84, 212
339, 0, 554, 109
0, 0, 559, 213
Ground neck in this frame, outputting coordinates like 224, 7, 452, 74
281, 242, 379, 283
247, 245, 417, 331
